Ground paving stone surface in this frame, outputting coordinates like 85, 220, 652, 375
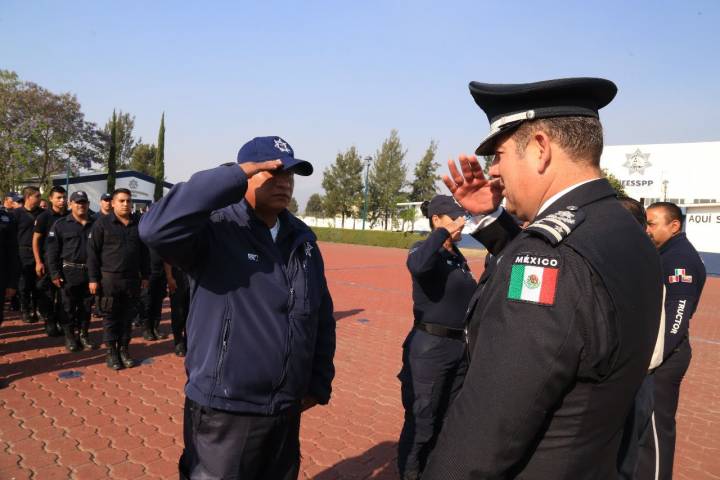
1, 242, 718, 479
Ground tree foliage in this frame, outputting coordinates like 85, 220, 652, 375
0, 70, 103, 193
107, 110, 118, 193
602, 168, 627, 197
321, 146, 364, 227
101, 110, 136, 169
367, 130, 407, 229
410, 140, 439, 201
154, 113, 165, 201
130, 143, 157, 176
305, 193, 324, 216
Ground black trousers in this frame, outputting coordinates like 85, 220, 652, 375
18, 263, 39, 315
101, 277, 140, 344
170, 272, 189, 345
60, 284, 93, 328
0, 287, 5, 326
180, 397, 301, 480
636, 337, 692, 480
617, 374, 655, 479
36, 274, 62, 321
397, 329, 468, 479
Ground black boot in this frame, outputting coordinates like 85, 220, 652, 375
43, 316, 62, 337
21, 309, 35, 324
118, 342, 135, 368
62, 325, 81, 352
106, 342, 122, 370
78, 321, 96, 350
174, 341, 186, 357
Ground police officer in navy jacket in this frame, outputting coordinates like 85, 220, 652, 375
139, 136, 335, 480
636, 202, 706, 480
398, 195, 474, 480
422, 78, 663, 479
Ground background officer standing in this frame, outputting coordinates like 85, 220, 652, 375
87, 188, 149, 370
14, 186, 44, 324
637, 201, 706, 480
33, 185, 68, 337
46, 191, 96, 352
398, 195, 473, 480
423, 78, 663, 479
0, 201, 20, 328
98, 193, 113, 216
164, 261, 188, 357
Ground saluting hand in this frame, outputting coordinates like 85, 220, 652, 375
445, 216, 466, 240
443, 155, 503, 215
239, 159, 284, 178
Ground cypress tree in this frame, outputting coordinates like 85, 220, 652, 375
106, 110, 117, 192
153, 113, 165, 201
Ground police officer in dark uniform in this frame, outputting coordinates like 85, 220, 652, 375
398, 195, 475, 480
33, 185, 68, 337
14, 186, 44, 324
98, 193, 113, 216
0, 202, 20, 327
140, 246, 167, 341
636, 201, 706, 480
87, 188, 149, 370
164, 261, 189, 356
46, 191, 97, 352
422, 78, 663, 479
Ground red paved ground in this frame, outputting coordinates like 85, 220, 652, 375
0, 242, 718, 479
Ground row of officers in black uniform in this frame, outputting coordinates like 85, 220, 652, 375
0, 186, 189, 371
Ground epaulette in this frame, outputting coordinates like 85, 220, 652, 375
526, 206, 585, 246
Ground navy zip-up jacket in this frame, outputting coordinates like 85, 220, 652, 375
139, 163, 336, 415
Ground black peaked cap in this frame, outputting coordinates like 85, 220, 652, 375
469, 77, 617, 155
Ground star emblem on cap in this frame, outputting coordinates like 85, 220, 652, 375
623, 149, 652, 175
274, 138, 291, 153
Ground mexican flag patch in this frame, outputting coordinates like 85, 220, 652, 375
507, 254, 560, 305
668, 268, 692, 284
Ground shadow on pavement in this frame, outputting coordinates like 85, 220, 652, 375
334, 309, 365, 321
314, 441, 398, 479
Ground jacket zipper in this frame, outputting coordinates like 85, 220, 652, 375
209, 301, 231, 401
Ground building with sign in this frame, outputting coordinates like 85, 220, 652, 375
601, 141, 719, 274
24, 171, 173, 212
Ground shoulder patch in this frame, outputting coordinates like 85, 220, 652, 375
668, 268, 692, 284
507, 253, 560, 306
526, 208, 585, 246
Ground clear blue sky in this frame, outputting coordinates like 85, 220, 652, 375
2, 0, 719, 207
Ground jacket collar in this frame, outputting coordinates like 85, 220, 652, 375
234, 200, 316, 246
659, 231, 687, 255
535, 178, 616, 221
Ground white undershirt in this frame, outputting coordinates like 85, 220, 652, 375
269, 218, 280, 242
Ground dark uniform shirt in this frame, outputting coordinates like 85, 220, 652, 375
658, 232, 706, 359
0, 207, 20, 289
423, 179, 663, 480
14, 206, 43, 264
45, 214, 95, 281
87, 212, 149, 282
407, 228, 477, 330
34, 208, 68, 260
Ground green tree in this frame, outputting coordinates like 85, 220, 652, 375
321, 146, 364, 227
0, 70, 103, 193
153, 113, 165, 201
305, 193, 324, 216
288, 197, 299, 214
106, 110, 118, 192
410, 140, 439, 201
129, 143, 157, 175
602, 168, 627, 197
102, 110, 136, 168
368, 130, 407, 229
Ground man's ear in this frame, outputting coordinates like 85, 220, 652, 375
670, 219, 682, 235
533, 131, 552, 174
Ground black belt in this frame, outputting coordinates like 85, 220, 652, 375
63, 261, 87, 269
414, 322, 465, 340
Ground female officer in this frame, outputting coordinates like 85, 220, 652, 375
397, 195, 477, 480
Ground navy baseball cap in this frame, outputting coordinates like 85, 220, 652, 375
428, 195, 466, 219
237, 136, 313, 176
100, 193, 112, 201
70, 191, 89, 203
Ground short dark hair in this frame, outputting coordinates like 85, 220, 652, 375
648, 202, 684, 227
420, 200, 435, 229
48, 185, 66, 197
512, 116, 604, 165
112, 188, 132, 199
618, 196, 646, 227
22, 186, 40, 198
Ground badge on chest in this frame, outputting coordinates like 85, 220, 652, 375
507, 254, 560, 306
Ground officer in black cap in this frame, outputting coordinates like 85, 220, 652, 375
99, 193, 113, 217
422, 78, 663, 479
46, 191, 97, 352
397, 195, 474, 480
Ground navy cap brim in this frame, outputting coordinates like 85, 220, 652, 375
280, 156, 313, 176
